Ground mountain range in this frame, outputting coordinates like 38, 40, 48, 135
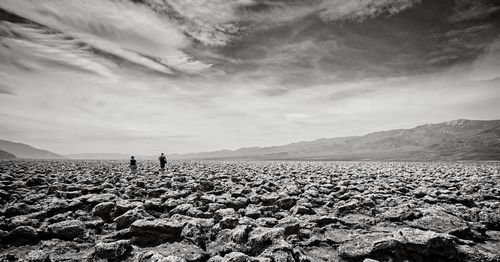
1, 119, 499, 160
0, 149, 17, 159
168, 119, 500, 161
0, 139, 64, 159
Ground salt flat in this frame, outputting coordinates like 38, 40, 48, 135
0, 160, 499, 262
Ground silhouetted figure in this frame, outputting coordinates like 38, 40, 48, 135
159, 153, 167, 171
129, 156, 137, 173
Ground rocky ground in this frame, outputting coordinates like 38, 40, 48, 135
0, 160, 499, 262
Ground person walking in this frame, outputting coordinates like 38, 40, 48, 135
159, 153, 167, 171
129, 156, 137, 173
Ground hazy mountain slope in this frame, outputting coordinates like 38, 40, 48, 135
171, 119, 500, 160
0, 149, 17, 159
0, 139, 64, 159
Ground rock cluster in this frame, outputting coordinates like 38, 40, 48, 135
0, 160, 499, 262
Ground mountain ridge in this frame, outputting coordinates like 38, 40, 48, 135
0, 149, 17, 160
3, 119, 499, 160
0, 139, 65, 159
168, 119, 500, 161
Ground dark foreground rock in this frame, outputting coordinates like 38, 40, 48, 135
47, 220, 85, 240
130, 219, 185, 246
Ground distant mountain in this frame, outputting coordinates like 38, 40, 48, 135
65, 153, 157, 160
0, 149, 17, 160
0, 139, 65, 159
170, 119, 500, 161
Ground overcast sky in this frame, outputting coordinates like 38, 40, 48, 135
1, 0, 500, 155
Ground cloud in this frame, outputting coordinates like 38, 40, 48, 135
449, 0, 500, 22
318, 0, 420, 22
0, 22, 119, 81
0, 83, 14, 95
285, 113, 320, 124
0, 0, 210, 74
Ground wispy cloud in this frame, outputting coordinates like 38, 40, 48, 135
0, 0, 210, 74
318, 0, 420, 22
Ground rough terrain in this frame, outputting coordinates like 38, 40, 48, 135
0, 160, 499, 262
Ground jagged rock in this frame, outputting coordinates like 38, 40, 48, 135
2, 226, 39, 246
224, 252, 249, 262
291, 205, 315, 215
220, 216, 239, 229
2, 203, 30, 217
261, 194, 280, 205
337, 232, 391, 260
409, 209, 477, 240
457, 244, 500, 262
85, 193, 116, 206
275, 197, 296, 210
388, 228, 459, 259
91, 240, 132, 260
26, 176, 47, 187
132, 251, 187, 262
231, 225, 251, 244
114, 207, 152, 230
248, 227, 285, 255
114, 200, 141, 217
338, 228, 461, 261
310, 215, 338, 227
479, 210, 500, 230
207, 228, 249, 256
244, 206, 261, 219
170, 204, 195, 216
25, 250, 51, 262
92, 201, 115, 222
2, 156, 500, 262
130, 219, 185, 246
47, 219, 85, 240
214, 208, 237, 222
144, 242, 210, 262
276, 218, 300, 236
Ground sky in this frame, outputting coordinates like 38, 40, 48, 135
0, 0, 500, 155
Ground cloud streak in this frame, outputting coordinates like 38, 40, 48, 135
0, 0, 211, 74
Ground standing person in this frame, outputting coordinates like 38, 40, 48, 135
159, 153, 167, 171
129, 156, 137, 173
